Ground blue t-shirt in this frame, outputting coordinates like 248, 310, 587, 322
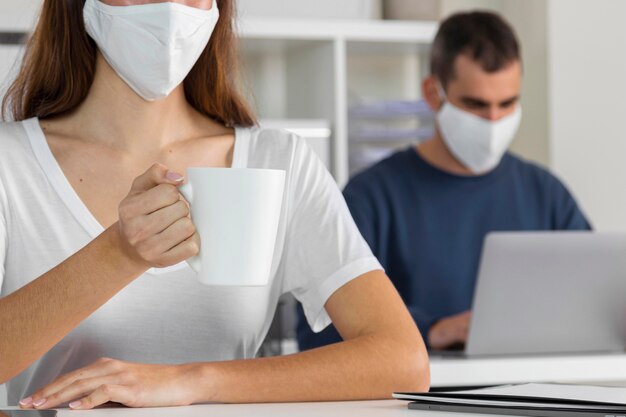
296, 147, 591, 350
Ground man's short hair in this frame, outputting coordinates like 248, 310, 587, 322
431, 11, 521, 87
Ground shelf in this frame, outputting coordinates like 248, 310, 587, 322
237, 18, 437, 185
238, 18, 438, 43
0, 18, 438, 46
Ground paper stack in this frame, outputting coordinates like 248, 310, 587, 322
394, 383, 626, 416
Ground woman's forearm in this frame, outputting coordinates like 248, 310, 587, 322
1, 164, 207, 385
193, 332, 430, 403
0, 224, 146, 383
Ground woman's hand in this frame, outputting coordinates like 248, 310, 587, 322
19, 358, 203, 410
117, 163, 200, 269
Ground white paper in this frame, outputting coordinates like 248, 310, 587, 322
460, 383, 626, 405
393, 393, 622, 410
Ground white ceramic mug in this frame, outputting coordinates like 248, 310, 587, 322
178, 168, 285, 286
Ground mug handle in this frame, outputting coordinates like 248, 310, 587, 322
178, 183, 201, 273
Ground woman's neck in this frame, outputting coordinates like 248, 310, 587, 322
56, 53, 228, 155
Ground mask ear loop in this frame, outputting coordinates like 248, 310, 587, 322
434, 80, 448, 139
436, 80, 448, 104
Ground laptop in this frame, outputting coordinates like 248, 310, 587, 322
443, 232, 626, 357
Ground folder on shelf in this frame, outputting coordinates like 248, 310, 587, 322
394, 383, 626, 417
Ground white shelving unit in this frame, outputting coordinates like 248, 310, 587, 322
239, 18, 437, 41
238, 18, 437, 185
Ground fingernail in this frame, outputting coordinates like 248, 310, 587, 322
166, 171, 184, 182
33, 398, 47, 407
19, 397, 32, 406
69, 401, 82, 409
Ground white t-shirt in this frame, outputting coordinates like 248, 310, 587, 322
0, 118, 382, 405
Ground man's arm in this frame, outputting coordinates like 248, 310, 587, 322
548, 172, 592, 230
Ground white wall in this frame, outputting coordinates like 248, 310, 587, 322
0, 46, 23, 99
0, 0, 39, 108
0, 0, 40, 31
498, 1, 549, 168
548, 0, 626, 230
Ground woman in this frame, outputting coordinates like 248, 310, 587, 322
0, 0, 429, 410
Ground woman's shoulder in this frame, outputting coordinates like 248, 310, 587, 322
0, 119, 38, 195
245, 126, 304, 151
240, 126, 316, 169
0, 118, 34, 153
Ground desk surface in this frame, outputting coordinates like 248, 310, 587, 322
1, 401, 507, 417
3, 354, 626, 412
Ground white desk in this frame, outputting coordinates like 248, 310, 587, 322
0, 401, 505, 417
430, 352, 626, 387
2, 354, 625, 412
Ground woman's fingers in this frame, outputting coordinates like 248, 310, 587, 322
23, 360, 196, 410
158, 233, 201, 267
157, 217, 197, 252
135, 218, 198, 267
70, 384, 135, 410
124, 183, 183, 217
146, 199, 190, 233
35, 374, 125, 409
22, 358, 121, 409
117, 162, 197, 269
124, 199, 190, 244
129, 163, 183, 196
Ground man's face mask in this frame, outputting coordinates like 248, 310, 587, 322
436, 82, 522, 174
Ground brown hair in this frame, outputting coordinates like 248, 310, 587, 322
2, 0, 257, 127
431, 11, 521, 88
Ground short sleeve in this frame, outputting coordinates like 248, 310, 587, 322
280, 138, 383, 333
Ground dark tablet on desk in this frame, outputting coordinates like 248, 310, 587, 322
0, 411, 57, 417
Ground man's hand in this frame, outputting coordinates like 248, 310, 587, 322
19, 358, 204, 410
428, 311, 472, 350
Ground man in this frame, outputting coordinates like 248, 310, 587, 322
297, 11, 590, 351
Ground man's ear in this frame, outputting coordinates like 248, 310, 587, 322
423, 76, 444, 112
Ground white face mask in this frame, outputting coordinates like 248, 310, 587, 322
436, 91, 522, 174
83, 0, 219, 101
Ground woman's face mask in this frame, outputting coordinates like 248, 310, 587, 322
83, 0, 219, 101
101, 0, 212, 8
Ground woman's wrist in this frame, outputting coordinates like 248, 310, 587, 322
99, 223, 150, 277
185, 362, 222, 405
